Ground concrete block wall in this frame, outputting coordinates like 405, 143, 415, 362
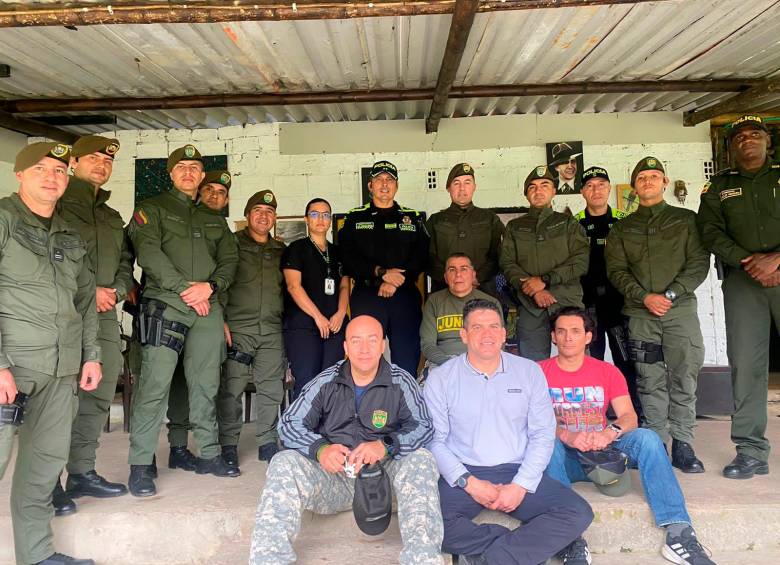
3, 112, 727, 364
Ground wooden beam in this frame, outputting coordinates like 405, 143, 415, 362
426, 0, 479, 134
2, 79, 759, 114
0, 110, 78, 142
31, 114, 118, 126
0, 0, 673, 28
708, 112, 780, 127
684, 81, 780, 126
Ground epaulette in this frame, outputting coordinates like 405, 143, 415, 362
345, 203, 370, 214
713, 167, 734, 177
398, 206, 422, 216
574, 210, 586, 220
771, 163, 780, 169
612, 209, 628, 220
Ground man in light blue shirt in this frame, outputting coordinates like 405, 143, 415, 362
424, 298, 593, 565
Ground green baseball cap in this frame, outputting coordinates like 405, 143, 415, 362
14, 142, 71, 172
72, 135, 120, 158
577, 447, 632, 497
244, 190, 277, 215
200, 170, 232, 191
446, 163, 475, 187
524, 165, 556, 194
167, 144, 203, 172
631, 156, 665, 187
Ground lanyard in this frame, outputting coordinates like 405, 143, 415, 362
309, 237, 332, 277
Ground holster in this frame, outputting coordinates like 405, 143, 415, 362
139, 299, 190, 354
627, 339, 664, 364
715, 257, 726, 281
608, 321, 631, 363
0, 392, 28, 427
227, 347, 254, 366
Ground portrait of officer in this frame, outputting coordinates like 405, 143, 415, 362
51, 135, 134, 516
606, 156, 710, 474
164, 168, 233, 472
427, 163, 504, 296
338, 160, 430, 378
548, 142, 583, 195
218, 190, 287, 466
2, 142, 102, 565
499, 165, 589, 361
126, 144, 239, 497
697, 115, 780, 479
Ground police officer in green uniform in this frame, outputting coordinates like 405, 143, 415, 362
606, 157, 710, 473
697, 115, 780, 479
165, 169, 232, 471
218, 190, 286, 465
499, 165, 589, 361
126, 145, 239, 497
3, 142, 102, 565
48, 135, 133, 516
427, 163, 504, 295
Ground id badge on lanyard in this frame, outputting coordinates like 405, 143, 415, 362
324, 277, 336, 296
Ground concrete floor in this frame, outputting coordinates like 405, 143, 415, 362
1, 415, 779, 564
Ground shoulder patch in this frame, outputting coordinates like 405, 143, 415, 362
133, 209, 149, 226
701, 182, 711, 194
613, 209, 628, 219
574, 210, 586, 220
346, 203, 370, 214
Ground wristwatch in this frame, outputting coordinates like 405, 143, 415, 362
207, 280, 218, 293
540, 273, 551, 286
664, 289, 677, 302
382, 434, 395, 455
607, 423, 623, 438
456, 472, 473, 489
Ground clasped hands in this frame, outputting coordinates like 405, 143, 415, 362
464, 477, 527, 513
318, 441, 387, 475
520, 276, 557, 309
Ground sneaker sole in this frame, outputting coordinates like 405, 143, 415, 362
661, 544, 691, 564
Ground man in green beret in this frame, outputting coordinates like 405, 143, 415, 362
164, 168, 233, 469
606, 156, 710, 473
427, 163, 504, 297
2, 142, 102, 565
499, 165, 589, 360
126, 144, 239, 496
218, 190, 287, 465
697, 115, 780, 479
48, 135, 133, 515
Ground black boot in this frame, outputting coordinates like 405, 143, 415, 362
33, 553, 95, 565
66, 470, 127, 498
52, 480, 76, 517
128, 465, 157, 497
221, 445, 239, 468
671, 439, 704, 473
195, 455, 240, 477
168, 446, 198, 471
258, 442, 279, 462
723, 453, 769, 479
149, 453, 158, 479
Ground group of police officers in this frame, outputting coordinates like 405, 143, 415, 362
0, 112, 777, 565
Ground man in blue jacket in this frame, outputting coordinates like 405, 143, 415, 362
249, 315, 443, 564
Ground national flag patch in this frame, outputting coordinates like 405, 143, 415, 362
133, 209, 149, 226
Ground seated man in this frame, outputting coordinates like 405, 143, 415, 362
540, 307, 716, 565
421, 252, 502, 368
424, 298, 593, 565
249, 315, 443, 565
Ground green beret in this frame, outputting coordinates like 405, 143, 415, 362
244, 190, 277, 216
446, 163, 475, 187
200, 170, 231, 191
523, 165, 556, 194
14, 142, 71, 172
728, 114, 769, 138
631, 156, 665, 187
167, 144, 203, 172
72, 135, 120, 158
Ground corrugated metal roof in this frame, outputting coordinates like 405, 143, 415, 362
1, 0, 779, 132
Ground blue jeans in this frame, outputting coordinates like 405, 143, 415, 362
546, 428, 691, 527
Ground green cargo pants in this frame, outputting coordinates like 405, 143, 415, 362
628, 310, 705, 444
67, 315, 122, 474
0, 423, 14, 480
218, 331, 285, 447
128, 303, 224, 465
166, 361, 191, 448
723, 268, 780, 462
516, 304, 563, 362
10, 367, 78, 565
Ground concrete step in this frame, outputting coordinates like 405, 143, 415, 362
1, 419, 778, 564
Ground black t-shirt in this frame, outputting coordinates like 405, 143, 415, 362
282, 237, 343, 331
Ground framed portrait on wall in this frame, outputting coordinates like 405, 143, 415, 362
274, 216, 308, 244
616, 183, 640, 214
546, 141, 584, 195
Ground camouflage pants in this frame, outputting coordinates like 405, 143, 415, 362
250, 449, 444, 565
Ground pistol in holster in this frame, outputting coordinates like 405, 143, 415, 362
138, 299, 190, 355
0, 392, 28, 427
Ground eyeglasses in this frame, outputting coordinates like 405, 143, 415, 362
307, 211, 332, 220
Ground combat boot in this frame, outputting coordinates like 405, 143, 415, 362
66, 470, 127, 498
671, 439, 704, 473
52, 480, 76, 517
33, 553, 95, 565
258, 442, 279, 462
128, 465, 156, 497
195, 455, 240, 477
168, 445, 198, 471
221, 444, 239, 468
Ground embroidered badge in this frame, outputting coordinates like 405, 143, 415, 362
536, 166, 547, 176
133, 209, 149, 226
402, 215, 411, 225
184, 145, 196, 158
701, 182, 711, 194
263, 192, 273, 203
105, 143, 119, 156
371, 410, 388, 429
647, 158, 657, 167
220, 172, 231, 184
355, 222, 374, 230
52, 248, 64, 262
463, 163, 472, 173
719, 188, 742, 201
51, 144, 69, 158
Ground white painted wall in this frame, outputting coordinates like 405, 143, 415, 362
3, 112, 727, 364
0, 128, 26, 187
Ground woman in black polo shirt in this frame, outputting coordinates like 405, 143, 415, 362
282, 198, 350, 399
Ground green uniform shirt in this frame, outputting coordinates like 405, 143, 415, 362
420, 288, 502, 366
697, 160, 780, 266
127, 189, 238, 314
0, 193, 100, 375
58, 177, 134, 321
427, 203, 504, 285
224, 228, 286, 336
499, 207, 589, 316
606, 201, 710, 319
